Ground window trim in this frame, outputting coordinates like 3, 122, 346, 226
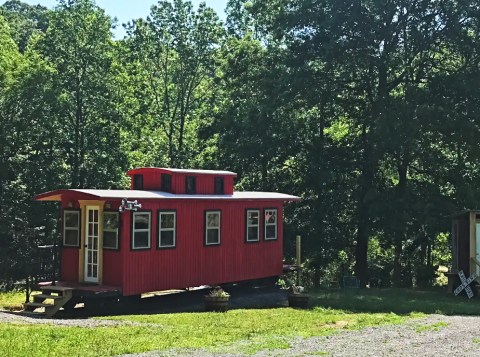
214, 177, 225, 194
264, 208, 278, 241
245, 209, 260, 243
133, 174, 144, 190
103, 211, 120, 250
131, 210, 152, 250
63, 209, 81, 248
157, 210, 177, 249
161, 173, 172, 192
185, 175, 196, 194
204, 210, 221, 246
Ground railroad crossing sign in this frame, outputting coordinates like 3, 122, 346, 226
454, 270, 478, 299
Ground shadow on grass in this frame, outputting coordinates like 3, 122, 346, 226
312, 287, 480, 316
53, 282, 289, 319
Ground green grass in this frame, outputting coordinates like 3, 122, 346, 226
416, 321, 449, 333
0, 291, 24, 311
1, 287, 477, 356
312, 288, 480, 315
0, 308, 409, 356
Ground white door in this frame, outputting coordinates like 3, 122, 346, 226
84, 206, 100, 283
476, 223, 480, 275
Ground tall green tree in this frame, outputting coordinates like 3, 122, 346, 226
36, 0, 126, 188
0, 0, 49, 52
124, 0, 224, 167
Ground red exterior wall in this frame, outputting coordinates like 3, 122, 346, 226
127, 168, 235, 194
58, 194, 286, 296
60, 203, 80, 283
120, 199, 284, 296
60, 248, 79, 282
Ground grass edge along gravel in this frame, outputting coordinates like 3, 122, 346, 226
0, 307, 416, 356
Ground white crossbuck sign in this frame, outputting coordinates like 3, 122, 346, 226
454, 270, 478, 299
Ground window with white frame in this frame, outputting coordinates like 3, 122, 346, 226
132, 212, 151, 249
264, 209, 277, 240
205, 211, 221, 245
158, 211, 176, 248
246, 209, 260, 242
63, 210, 80, 246
103, 212, 119, 249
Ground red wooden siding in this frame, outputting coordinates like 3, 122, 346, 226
60, 248, 79, 282
58, 195, 287, 296
127, 168, 234, 194
121, 199, 283, 296
102, 250, 122, 286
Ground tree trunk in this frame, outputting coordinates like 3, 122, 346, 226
392, 160, 408, 287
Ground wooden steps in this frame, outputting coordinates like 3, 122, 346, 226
24, 286, 73, 318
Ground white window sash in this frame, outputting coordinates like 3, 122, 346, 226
246, 210, 260, 242
103, 212, 119, 249
264, 209, 278, 240
159, 212, 176, 247
205, 211, 221, 245
133, 212, 151, 249
63, 211, 80, 246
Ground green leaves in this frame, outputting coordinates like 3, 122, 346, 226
124, 0, 225, 167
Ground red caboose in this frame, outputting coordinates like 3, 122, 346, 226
34, 167, 300, 301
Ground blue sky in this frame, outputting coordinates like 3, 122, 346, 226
1, 0, 229, 38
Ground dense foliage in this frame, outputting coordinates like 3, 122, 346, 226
1, 0, 479, 289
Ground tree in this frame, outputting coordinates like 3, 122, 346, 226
124, 0, 224, 167
36, 0, 126, 188
0, 0, 49, 52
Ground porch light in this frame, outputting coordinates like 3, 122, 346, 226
119, 198, 142, 213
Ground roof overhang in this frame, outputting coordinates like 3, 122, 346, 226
34, 189, 301, 202
127, 167, 237, 177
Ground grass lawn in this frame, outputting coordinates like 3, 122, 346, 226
0, 308, 408, 356
0, 291, 24, 311
0, 287, 477, 356
313, 287, 480, 315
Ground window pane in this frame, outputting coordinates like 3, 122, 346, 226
134, 231, 149, 248
103, 231, 118, 249
248, 226, 258, 241
161, 213, 175, 229
103, 213, 118, 230
186, 176, 196, 193
207, 213, 220, 228
247, 211, 259, 225
266, 225, 276, 239
65, 212, 79, 228
160, 230, 175, 247
214, 177, 224, 194
64, 229, 78, 246
161, 174, 172, 192
207, 229, 219, 244
134, 174, 143, 189
265, 210, 277, 224
134, 214, 150, 230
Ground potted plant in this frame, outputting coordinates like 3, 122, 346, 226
204, 286, 230, 312
287, 285, 310, 308
277, 277, 310, 309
